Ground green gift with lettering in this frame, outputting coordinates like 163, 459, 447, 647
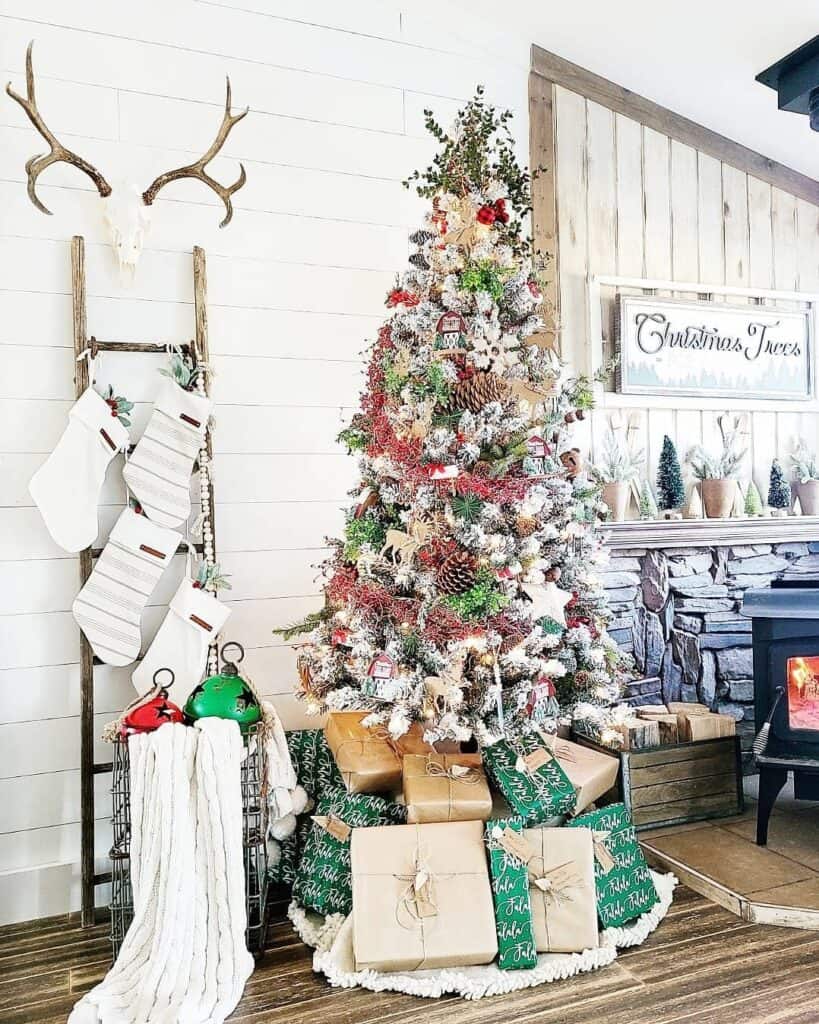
567, 802, 659, 928
292, 790, 404, 916
482, 734, 577, 826
485, 818, 537, 970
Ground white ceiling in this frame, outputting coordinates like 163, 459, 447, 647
451, 0, 819, 181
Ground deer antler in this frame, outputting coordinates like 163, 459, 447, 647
142, 78, 248, 227
6, 41, 112, 215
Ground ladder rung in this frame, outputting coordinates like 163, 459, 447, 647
93, 762, 113, 775
93, 871, 113, 886
88, 338, 194, 355
89, 541, 203, 558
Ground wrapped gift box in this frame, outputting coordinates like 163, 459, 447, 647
482, 734, 577, 825
567, 802, 659, 928
403, 753, 492, 824
351, 820, 498, 972
537, 731, 619, 814
485, 818, 538, 971
292, 789, 403, 916
522, 826, 599, 953
325, 712, 438, 794
287, 728, 343, 799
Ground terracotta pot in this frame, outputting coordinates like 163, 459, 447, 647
796, 479, 819, 516
602, 481, 630, 522
700, 478, 736, 519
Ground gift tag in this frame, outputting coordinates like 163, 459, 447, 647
413, 871, 438, 919
531, 860, 578, 894
314, 814, 352, 843
522, 747, 553, 773
592, 830, 616, 873
495, 826, 535, 865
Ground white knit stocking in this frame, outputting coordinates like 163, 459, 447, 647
29, 386, 129, 552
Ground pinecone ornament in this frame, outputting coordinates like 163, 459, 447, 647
436, 550, 478, 594
451, 372, 509, 413
515, 513, 538, 537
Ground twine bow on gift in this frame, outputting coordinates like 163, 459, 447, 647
424, 759, 482, 785
395, 850, 439, 928
527, 858, 582, 906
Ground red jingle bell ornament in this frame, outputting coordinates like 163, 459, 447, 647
121, 669, 184, 735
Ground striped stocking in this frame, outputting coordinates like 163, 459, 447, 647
72, 508, 180, 666
122, 378, 211, 528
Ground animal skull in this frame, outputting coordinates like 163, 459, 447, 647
6, 41, 248, 274
102, 182, 152, 277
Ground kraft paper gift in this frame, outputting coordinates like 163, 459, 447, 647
292, 789, 403, 916
350, 820, 498, 972
538, 732, 619, 814
567, 802, 659, 928
482, 734, 577, 825
520, 826, 599, 953
403, 753, 492, 824
324, 712, 401, 794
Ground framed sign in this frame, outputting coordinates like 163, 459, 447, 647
616, 294, 814, 401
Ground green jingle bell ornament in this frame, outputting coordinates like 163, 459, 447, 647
184, 641, 261, 734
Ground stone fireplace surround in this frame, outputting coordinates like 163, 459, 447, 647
601, 540, 819, 769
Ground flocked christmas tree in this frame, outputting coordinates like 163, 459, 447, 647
656, 435, 685, 511
282, 90, 624, 746
768, 459, 791, 511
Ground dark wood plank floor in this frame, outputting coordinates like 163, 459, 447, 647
2, 887, 819, 1023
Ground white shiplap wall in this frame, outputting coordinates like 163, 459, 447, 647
0, 0, 528, 923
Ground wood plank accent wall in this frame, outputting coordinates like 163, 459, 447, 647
530, 53, 819, 498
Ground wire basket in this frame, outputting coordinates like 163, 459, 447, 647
109, 723, 269, 960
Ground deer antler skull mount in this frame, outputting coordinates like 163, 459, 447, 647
6, 41, 249, 269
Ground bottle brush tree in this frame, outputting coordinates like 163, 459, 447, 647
768, 459, 791, 510
656, 434, 685, 510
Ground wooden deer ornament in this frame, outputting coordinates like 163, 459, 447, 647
380, 520, 433, 566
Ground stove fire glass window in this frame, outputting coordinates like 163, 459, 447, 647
787, 656, 819, 731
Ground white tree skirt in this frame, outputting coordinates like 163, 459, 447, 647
289, 870, 677, 1000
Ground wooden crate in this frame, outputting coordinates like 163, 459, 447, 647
572, 733, 744, 830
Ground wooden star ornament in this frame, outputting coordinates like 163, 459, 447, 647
522, 581, 572, 629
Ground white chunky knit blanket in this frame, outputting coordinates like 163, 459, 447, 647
69, 719, 254, 1024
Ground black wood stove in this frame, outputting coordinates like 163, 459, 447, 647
742, 577, 819, 844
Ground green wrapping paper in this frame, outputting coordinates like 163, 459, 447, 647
485, 818, 537, 971
270, 730, 344, 888
482, 734, 577, 825
292, 790, 405, 916
286, 728, 343, 799
567, 802, 659, 928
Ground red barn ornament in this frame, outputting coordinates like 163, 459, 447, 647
436, 311, 466, 348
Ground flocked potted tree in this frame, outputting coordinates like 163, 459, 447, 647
791, 440, 819, 516
685, 415, 746, 519
592, 429, 644, 522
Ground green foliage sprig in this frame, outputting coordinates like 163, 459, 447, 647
337, 416, 370, 454
343, 514, 386, 562
273, 607, 333, 641
460, 261, 507, 300
403, 86, 532, 253
444, 568, 509, 620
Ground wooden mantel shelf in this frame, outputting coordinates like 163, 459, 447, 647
602, 516, 819, 550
